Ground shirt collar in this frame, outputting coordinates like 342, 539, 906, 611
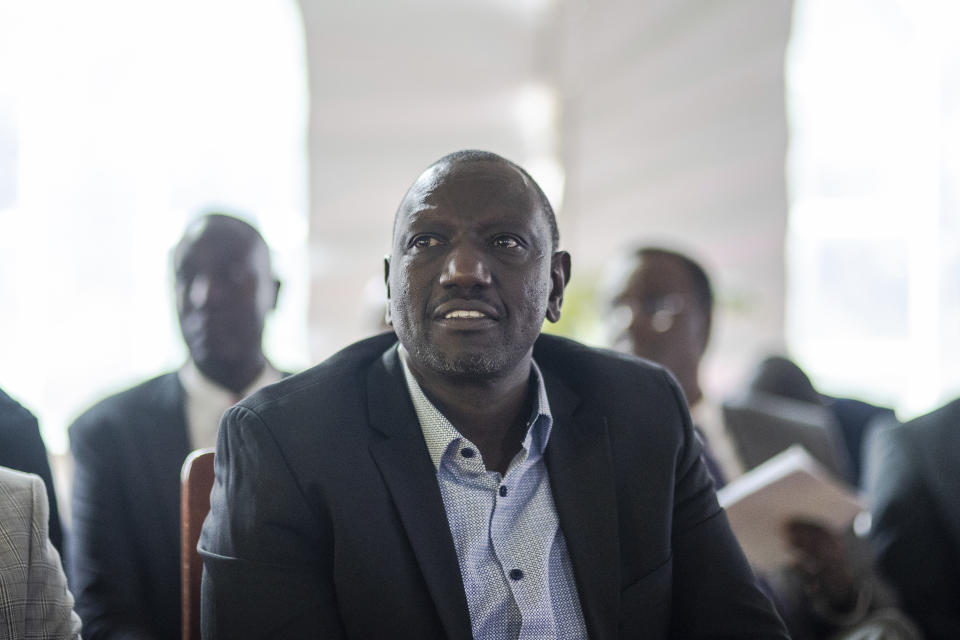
397, 344, 553, 471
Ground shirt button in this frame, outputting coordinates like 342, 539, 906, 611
461, 447, 475, 459
509, 568, 524, 581
499, 485, 508, 497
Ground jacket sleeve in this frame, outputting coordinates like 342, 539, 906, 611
24, 473, 83, 640
663, 371, 790, 639
199, 405, 347, 639
69, 416, 156, 640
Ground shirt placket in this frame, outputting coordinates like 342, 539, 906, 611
445, 438, 521, 637
492, 455, 558, 638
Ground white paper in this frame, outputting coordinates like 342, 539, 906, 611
717, 445, 866, 572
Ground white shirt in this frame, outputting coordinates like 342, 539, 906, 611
692, 398, 745, 481
177, 360, 283, 449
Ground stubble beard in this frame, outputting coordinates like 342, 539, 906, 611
410, 342, 507, 379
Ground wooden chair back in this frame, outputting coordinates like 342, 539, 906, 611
180, 448, 215, 640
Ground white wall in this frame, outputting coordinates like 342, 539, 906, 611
297, 0, 562, 360
556, 0, 794, 396
298, 0, 796, 398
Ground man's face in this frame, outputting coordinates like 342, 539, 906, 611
609, 253, 707, 370
387, 159, 568, 380
174, 219, 279, 379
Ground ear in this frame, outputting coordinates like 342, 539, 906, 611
383, 256, 393, 326
270, 279, 281, 311
545, 251, 571, 323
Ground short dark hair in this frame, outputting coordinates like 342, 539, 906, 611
635, 246, 714, 339
398, 150, 560, 251
174, 212, 272, 276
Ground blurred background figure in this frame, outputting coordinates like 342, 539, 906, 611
745, 355, 897, 487
866, 399, 960, 640
605, 247, 919, 639
0, 387, 66, 562
0, 465, 81, 640
725, 356, 918, 639
607, 246, 744, 484
68, 213, 286, 640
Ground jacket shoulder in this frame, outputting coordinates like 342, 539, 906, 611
0, 467, 43, 530
903, 398, 960, 440
69, 372, 182, 439
533, 333, 676, 395
239, 333, 397, 417
0, 465, 38, 496
0, 388, 38, 433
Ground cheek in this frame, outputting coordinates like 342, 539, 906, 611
517, 270, 551, 321
388, 273, 419, 325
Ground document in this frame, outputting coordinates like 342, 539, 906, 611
716, 444, 866, 572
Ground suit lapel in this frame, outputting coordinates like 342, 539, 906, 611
135, 373, 191, 551
365, 347, 473, 640
543, 371, 619, 640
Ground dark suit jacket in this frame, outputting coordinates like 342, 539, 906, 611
69, 373, 191, 640
0, 387, 65, 560
200, 333, 787, 639
866, 399, 960, 640
826, 396, 896, 487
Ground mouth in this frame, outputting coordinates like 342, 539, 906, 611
432, 300, 501, 329
434, 299, 500, 318
443, 309, 489, 319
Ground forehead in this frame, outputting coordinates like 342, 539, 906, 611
623, 253, 696, 298
395, 160, 543, 233
174, 220, 267, 272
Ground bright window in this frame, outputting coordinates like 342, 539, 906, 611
786, 0, 960, 418
0, 0, 310, 452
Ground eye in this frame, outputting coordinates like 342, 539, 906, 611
224, 266, 255, 288
410, 235, 442, 249
492, 235, 521, 249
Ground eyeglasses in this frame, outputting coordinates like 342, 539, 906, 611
610, 293, 687, 333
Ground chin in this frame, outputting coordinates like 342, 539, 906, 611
420, 347, 507, 378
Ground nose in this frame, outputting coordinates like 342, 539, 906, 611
438, 244, 491, 290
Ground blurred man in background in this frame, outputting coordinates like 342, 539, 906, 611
609, 247, 919, 639
69, 213, 284, 639
606, 246, 744, 483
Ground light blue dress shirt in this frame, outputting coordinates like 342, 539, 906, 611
398, 346, 588, 640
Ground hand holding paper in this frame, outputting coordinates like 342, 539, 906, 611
717, 445, 866, 573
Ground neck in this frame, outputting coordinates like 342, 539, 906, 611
197, 354, 266, 395
408, 355, 533, 475
676, 369, 702, 408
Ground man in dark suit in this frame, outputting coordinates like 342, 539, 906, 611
69, 214, 284, 639
200, 151, 788, 638
866, 400, 960, 640
0, 388, 66, 559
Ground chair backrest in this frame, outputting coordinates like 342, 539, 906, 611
181, 448, 215, 640
722, 391, 851, 480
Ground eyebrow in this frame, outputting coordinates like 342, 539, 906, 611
402, 205, 442, 224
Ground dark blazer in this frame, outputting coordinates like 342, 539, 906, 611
200, 333, 787, 639
866, 399, 960, 640
0, 387, 65, 560
69, 373, 191, 640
